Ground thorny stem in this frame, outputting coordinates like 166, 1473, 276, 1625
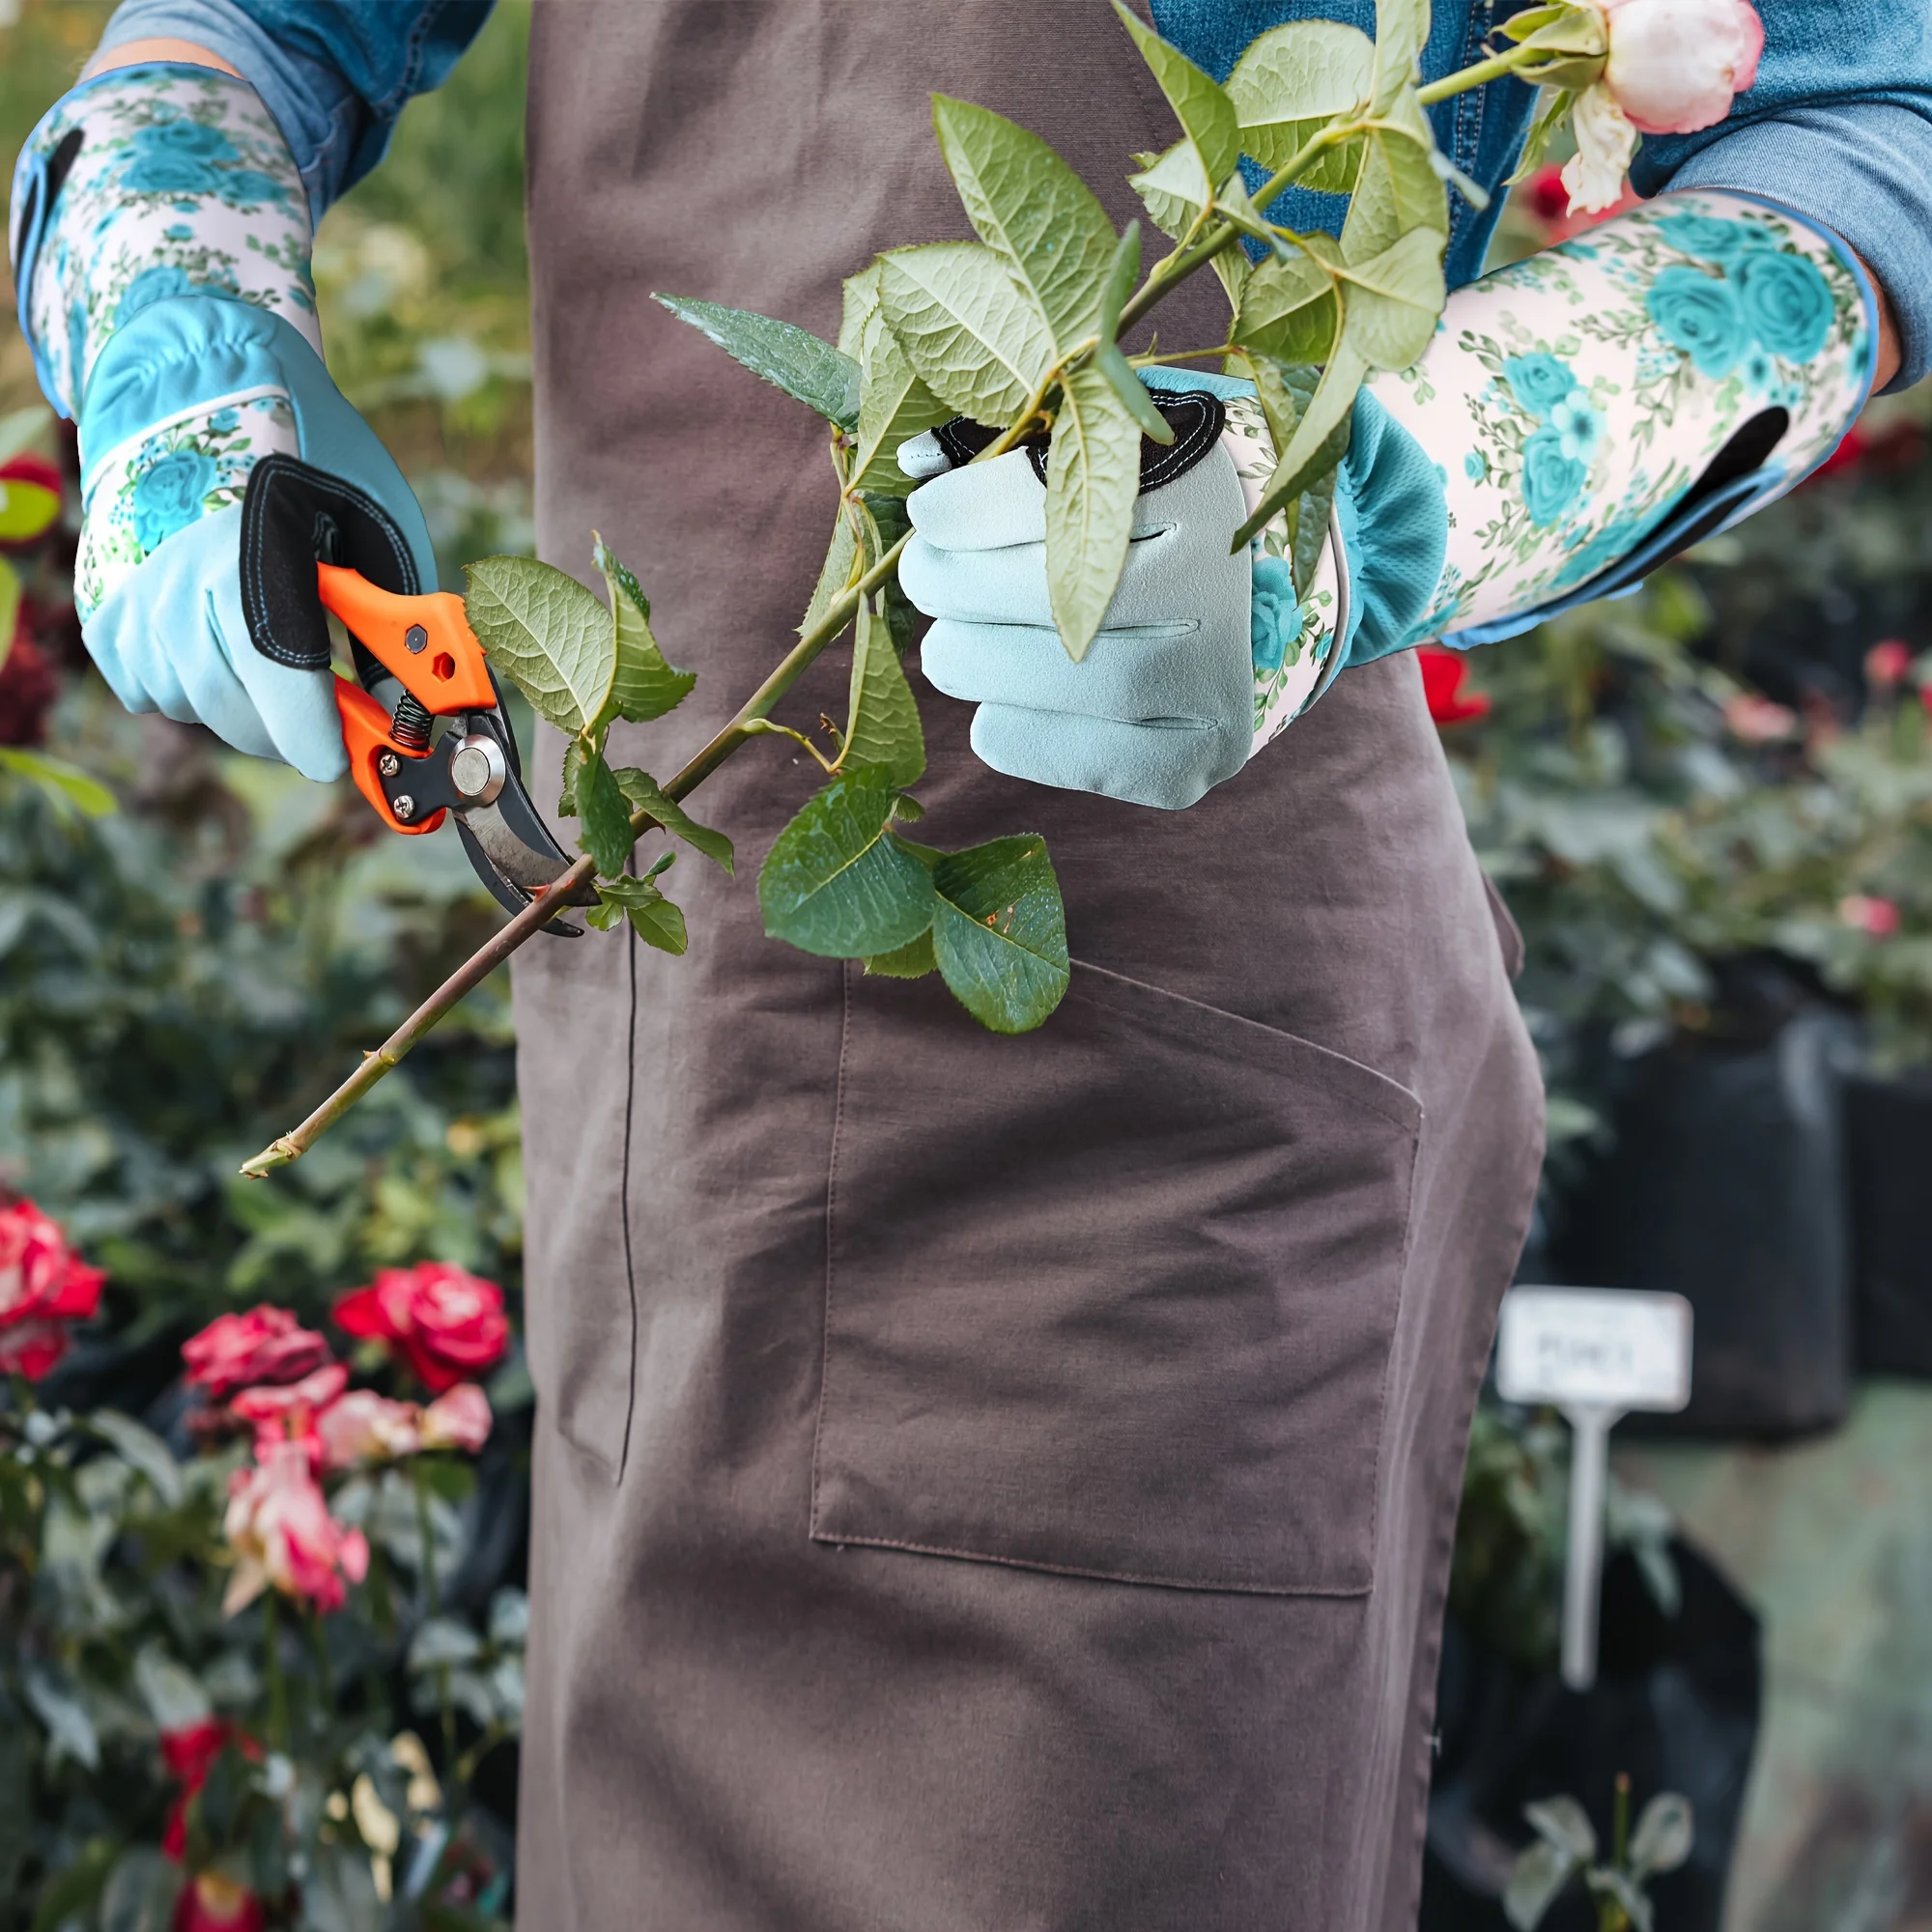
240, 37, 1531, 1179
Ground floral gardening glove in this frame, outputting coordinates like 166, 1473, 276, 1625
899, 190, 1872, 811
9, 65, 435, 781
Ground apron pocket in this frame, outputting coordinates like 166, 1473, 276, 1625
811, 959, 1422, 1595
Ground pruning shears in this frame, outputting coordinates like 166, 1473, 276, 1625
318, 563, 584, 935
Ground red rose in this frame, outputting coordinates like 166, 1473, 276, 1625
0, 630, 61, 750
0, 1199, 105, 1381
182, 1306, 329, 1400
229, 1362, 350, 1465
1417, 645, 1492, 727
159, 1720, 260, 1861
333, 1263, 508, 1394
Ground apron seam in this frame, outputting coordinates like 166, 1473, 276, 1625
808, 960, 855, 1543
611, 923, 641, 1485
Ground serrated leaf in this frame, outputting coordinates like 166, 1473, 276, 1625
880, 242, 1054, 423
1338, 225, 1445, 368
865, 928, 937, 979
931, 95, 1118, 352
1372, 0, 1433, 108
1044, 362, 1142, 662
653, 293, 861, 432
1232, 342, 1365, 552
931, 836, 1069, 1034
561, 743, 635, 877
839, 598, 925, 787
593, 534, 697, 724
1503, 1839, 1579, 1932
851, 309, 952, 497
1235, 242, 1343, 362
1340, 90, 1448, 262
1128, 139, 1212, 242
1628, 1793, 1693, 1877
1112, 1, 1240, 183
758, 766, 937, 958
1227, 20, 1374, 193
838, 263, 883, 359
586, 874, 689, 954
611, 766, 734, 873
465, 555, 614, 736
800, 510, 861, 640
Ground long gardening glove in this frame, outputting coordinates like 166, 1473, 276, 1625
900, 189, 1874, 810
9, 64, 435, 781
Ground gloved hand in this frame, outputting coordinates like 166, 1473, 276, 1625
899, 190, 1874, 810
10, 64, 435, 781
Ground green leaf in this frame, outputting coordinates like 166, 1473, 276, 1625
465, 555, 614, 736
1095, 222, 1175, 445
931, 95, 1118, 351
1293, 459, 1340, 599
1128, 139, 1212, 242
1506, 85, 1580, 187
1044, 361, 1144, 662
30, 1835, 116, 1932
0, 748, 115, 817
593, 534, 697, 724
1231, 342, 1366, 552
1112, 1, 1241, 183
561, 743, 635, 877
1338, 225, 1446, 369
653, 293, 862, 432
931, 836, 1069, 1034
857, 494, 922, 656
1628, 1794, 1694, 1877
838, 263, 883, 359
1226, 20, 1374, 193
1339, 90, 1448, 262
0, 475, 59, 543
1524, 1797, 1599, 1862
1503, 1839, 1580, 1932
587, 873, 689, 954
879, 242, 1055, 423
758, 766, 937, 957
91, 1410, 183, 1508
864, 928, 937, 979
800, 510, 861, 639
850, 307, 953, 497
0, 556, 19, 677
839, 597, 925, 787
1235, 240, 1343, 363
611, 766, 735, 873
98, 1848, 182, 1932
1372, 0, 1433, 109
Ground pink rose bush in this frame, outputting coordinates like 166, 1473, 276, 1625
0, 1197, 106, 1380
221, 1441, 370, 1615
181, 1305, 329, 1399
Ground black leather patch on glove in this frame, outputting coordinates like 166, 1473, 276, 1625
933, 390, 1227, 494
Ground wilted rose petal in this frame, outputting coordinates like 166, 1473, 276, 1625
1560, 83, 1639, 215
183, 1305, 329, 1399
420, 1382, 493, 1454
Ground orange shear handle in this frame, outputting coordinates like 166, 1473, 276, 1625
316, 562, 496, 713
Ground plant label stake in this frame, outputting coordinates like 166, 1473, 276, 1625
1495, 1287, 1692, 1691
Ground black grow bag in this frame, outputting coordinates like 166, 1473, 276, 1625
1841, 1067, 1932, 1376
1421, 1538, 1761, 1932
1551, 1010, 1856, 1436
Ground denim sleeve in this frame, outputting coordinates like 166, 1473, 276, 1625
1632, 0, 1932, 390
96, 0, 495, 222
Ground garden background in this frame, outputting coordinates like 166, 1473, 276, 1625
5, 3, 1932, 1927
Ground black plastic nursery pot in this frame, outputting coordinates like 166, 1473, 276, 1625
1840, 1066, 1932, 1377
1421, 1538, 1761, 1932
1550, 1009, 1857, 1437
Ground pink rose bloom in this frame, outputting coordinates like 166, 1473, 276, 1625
182, 1306, 330, 1399
230, 1362, 350, 1463
1723, 691, 1797, 744
222, 1440, 369, 1615
333, 1262, 509, 1394
1601, 0, 1763, 135
419, 1382, 493, 1454
0, 1200, 106, 1378
1840, 894, 1901, 938
1865, 639, 1913, 690
316, 1388, 424, 1470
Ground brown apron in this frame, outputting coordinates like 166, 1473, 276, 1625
511, 5, 1545, 1925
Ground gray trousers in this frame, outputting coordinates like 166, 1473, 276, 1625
511, 5, 1545, 1925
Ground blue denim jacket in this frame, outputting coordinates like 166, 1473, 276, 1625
97, 0, 1932, 386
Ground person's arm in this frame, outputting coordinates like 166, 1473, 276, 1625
1632, 0, 1930, 392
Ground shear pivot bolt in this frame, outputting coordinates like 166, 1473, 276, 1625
392, 794, 416, 822
377, 751, 401, 779
449, 733, 509, 806
405, 624, 429, 654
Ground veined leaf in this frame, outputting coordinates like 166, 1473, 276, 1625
1227, 20, 1374, 194
799, 510, 861, 639
865, 928, 937, 979
611, 766, 734, 873
880, 242, 1054, 424
561, 742, 635, 877
1095, 223, 1174, 444
1044, 361, 1143, 662
931, 836, 1069, 1034
1372, 0, 1433, 109
1341, 89, 1448, 260
838, 597, 925, 788
593, 534, 697, 724
1232, 342, 1366, 552
856, 493, 923, 657
587, 873, 689, 954
0, 556, 19, 676
1235, 240, 1343, 363
838, 263, 884, 360
851, 307, 952, 497
654, 293, 861, 432
1338, 225, 1446, 369
931, 95, 1118, 351
758, 766, 937, 958
1112, 1, 1240, 184
464, 555, 613, 737
1129, 139, 1212, 242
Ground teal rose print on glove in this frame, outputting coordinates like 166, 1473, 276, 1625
1502, 354, 1577, 415
123, 119, 236, 196
117, 263, 194, 326
1250, 554, 1301, 675
1736, 250, 1833, 361
1656, 213, 1779, 267
1647, 267, 1749, 377
129, 448, 217, 553
1520, 430, 1588, 526
1498, 355, 1599, 526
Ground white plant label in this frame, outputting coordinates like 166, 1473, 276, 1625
1495, 1287, 1692, 1413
